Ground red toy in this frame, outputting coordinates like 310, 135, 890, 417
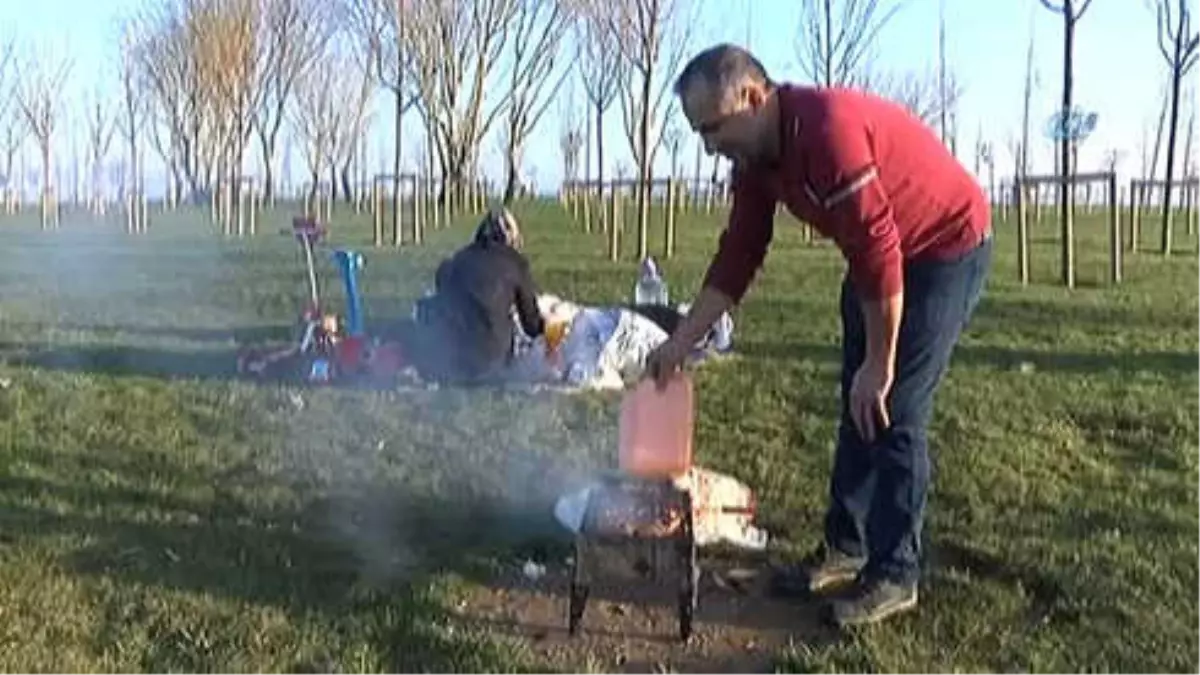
236, 216, 411, 385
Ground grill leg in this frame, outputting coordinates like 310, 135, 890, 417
568, 538, 590, 637
677, 495, 698, 642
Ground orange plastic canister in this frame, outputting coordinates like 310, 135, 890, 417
618, 372, 695, 478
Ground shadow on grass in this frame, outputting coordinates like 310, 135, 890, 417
924, 537, 1073, 627
0, 341, 246, 381
453, 538, 839, 645
0, 441, 844, 672
4, 321, 298, 346
0, 461, 559, 671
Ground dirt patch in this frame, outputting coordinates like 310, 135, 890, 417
450, 554, 842, 673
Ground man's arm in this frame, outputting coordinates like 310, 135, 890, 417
672, 164, 777, 346
806, 110, 903, 374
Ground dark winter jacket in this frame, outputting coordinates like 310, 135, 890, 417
413, 239, 544, 383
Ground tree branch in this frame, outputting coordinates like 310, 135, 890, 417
1159, 0, 1176, 65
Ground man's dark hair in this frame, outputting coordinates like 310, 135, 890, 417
673, 43, 775, 99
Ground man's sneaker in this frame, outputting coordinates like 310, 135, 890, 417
769, 543, 866, 598
830, 577, 919, 627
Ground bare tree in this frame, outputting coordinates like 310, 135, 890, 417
577, 0, 623, 226
1039, 0, 1095, 287
866, 67, 961, 127
13, 46, 72, 229
1155, 0, 1199, 254
609, 0, 692, 260
134, 0, 216, 198
1183, 95, 1196, 178
84, 89, 117, 214
331, 38, 378, 205
292, 45, 357, 210
796, 0, 903, 88
345, 0, 419, 243
0, 35, 20, 201
0, 36, 11, 112
406, 0, 519, 209
192, 0, 264, 234
1020, 12, 1036, 179
662, 120, 682, 179
117, 22, 151, 222
501, 0, 573, 204
254, 0, 331, 202
0, 108, 22, 204
560, 117, 583, 188
935, 0, 955, 150
1102, 148, 1124, 173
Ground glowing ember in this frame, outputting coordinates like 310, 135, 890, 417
582, 477, 689, 539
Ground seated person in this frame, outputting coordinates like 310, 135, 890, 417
410, 207, 545, 384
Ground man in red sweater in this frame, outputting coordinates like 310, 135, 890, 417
646, 44, 993, 627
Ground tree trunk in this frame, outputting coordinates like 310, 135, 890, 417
504, 123, 519, 204
340, 160, 353, 205
1150, 82, 1169, 184
596, 104, 606, 231
1059, 8, 1075, 288
1021, 27, 1034, 179
392, 87, 404, 246
257, 126, 277, 203
636, 26, 655, 262
40, 141, 51, 229
1160, 14, 1186, 255
823, 0, 832, 86
307, 168, 320, 213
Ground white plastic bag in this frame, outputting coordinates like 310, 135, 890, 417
559, 308, 669, 390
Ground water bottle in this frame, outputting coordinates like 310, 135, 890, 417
633, 256, 669, 306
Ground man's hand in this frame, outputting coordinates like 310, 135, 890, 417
642, 285, 736, 388
852, 291, 903, 443
849, 359, 894, 443
645, 337, 692, 388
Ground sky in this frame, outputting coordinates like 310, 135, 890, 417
0, 0, 1193, 198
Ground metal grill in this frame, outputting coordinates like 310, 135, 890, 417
566, 473, 700, 642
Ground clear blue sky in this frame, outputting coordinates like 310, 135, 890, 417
1, 0, 1191, 197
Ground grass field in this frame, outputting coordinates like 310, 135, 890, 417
0, 198, 1195, 672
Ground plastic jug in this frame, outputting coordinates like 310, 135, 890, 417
619, 372, 694, 478
633, 256, 669, 306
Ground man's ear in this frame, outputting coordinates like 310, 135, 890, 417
745, 82, 767, 110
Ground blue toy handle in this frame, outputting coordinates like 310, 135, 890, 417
332, 249, 366, 337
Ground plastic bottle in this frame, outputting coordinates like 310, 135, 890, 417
618, 372, 694, 478
633, 256, 669, 306
710, 312, 734, 352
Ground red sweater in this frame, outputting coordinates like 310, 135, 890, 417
703, 84, 991, 303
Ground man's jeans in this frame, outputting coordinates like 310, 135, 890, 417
825, 234, 992, 585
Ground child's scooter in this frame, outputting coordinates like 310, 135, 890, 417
237, 216, 406, 384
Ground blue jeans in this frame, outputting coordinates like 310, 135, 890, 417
824, 234, 992, 585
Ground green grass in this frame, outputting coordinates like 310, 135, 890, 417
0, 198, 1196, 672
